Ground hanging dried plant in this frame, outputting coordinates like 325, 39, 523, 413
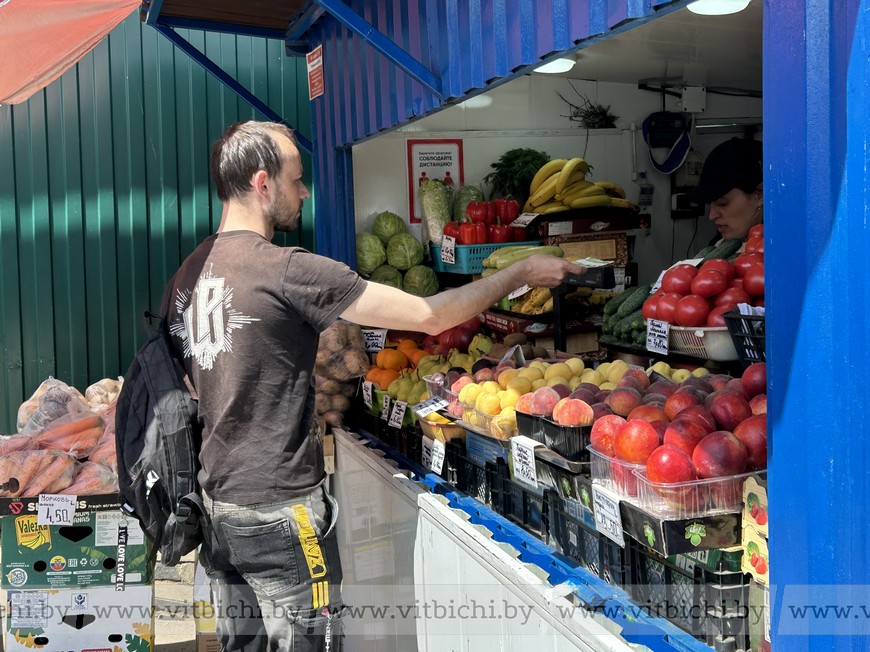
557, 82, 619, 129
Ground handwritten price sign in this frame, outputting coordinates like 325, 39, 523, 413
646, 319, 670, 355
591, 485, 625, 547
37, 494, 76, 526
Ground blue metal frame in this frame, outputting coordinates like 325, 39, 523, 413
287, 3, 327, 42
154, 16, 289, 41
151, 23, 313, 154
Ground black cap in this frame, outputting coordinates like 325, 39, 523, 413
688, 138, 763, 205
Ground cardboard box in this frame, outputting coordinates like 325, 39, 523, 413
530, 210, 646, 240
741, 525, 769, 586
0, 494, 120, 517
2, 511, 151, 590
742, 475, 768, 538
619, 499, 742, 557
5, 584, 153, 651
548, 233, 631, 265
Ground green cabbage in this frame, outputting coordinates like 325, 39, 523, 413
356, 232, 386, 276
453, 185, 485, 221
372, 211, 407, 245
386, 233, 424, 271
368, 264, 403, 289
403, 265, 439, 297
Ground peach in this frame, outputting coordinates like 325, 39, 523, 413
621, 367, 651, 390
678, 405, 717, 433
569, 388, 597, 404
642, 392, 668, 405
614, 419, 661, 464
627, 404, 668, 424
663, 417, 709, 456
681, 376, 713, 394
646, 445, 698, 484
590, 414, 626, 456
473, 367, 495, 383
605, 387, 643, 418
450, 375, 474, 394
692, 431, 749, 479
742, 362, 767, 399
550, 383, 572, 399
591, 402, 613, 421
578, 382, 602, 395
529, 387, 561, 417
616, 375, 646, 392
552, 398, 595, 427
515, 392, 534, 414
733, 414, 767, 469
725, 378, 747, 398
749, 394, 767, 415
707, 374, 734, 391
648, 380, 678, 397
709, 391, 753, 431
595, 389, 612, 403
663, 391, 703, 420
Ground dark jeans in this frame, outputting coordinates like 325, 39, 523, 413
200, 485, 345, 652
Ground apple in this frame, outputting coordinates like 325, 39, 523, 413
692, 431, 749, 478
614, 419, 661, 464
742, 362, 767, 399
733, 414, 767, 469
663, 417, 709, 456
749, 394, 767, 415
605, 387, 643, 417
709, 392, 753, 431
552, 398, 594, 426
590, 414, 626, 456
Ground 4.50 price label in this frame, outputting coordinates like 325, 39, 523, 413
37, 494, 77, 526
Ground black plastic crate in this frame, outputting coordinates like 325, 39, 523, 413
489, 459, 545, 535
723, 308, 766, 365
396, 423, 422, 464
625, 540, 751, 650
546, 492, 627, 587
540, 419, 592, 462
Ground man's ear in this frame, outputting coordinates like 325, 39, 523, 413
252, 169, 270, 197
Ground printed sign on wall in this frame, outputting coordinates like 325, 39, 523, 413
307, 45, 324, 100
407, 139, 464, 223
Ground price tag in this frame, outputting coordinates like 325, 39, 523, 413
440, 235, 456, 264
413, 396, 449, 418
591, 485, 625, 547
421, 437, 434, 469
511, 213, 538, 228
380, 394, 392, 421
388, 401, 408, 428
362, 381, 374, 409
646, 319, 670, 355
508, 284, 531, 300
430, 439, 445, 474
511, 435, 541, 488
362, 329, 388, 352
650, 270, 666, 294
37, 494, 76, 526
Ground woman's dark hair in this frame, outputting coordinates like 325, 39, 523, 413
210, 121, 298, 201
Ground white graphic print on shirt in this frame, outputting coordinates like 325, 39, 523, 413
169, 267, 260, 371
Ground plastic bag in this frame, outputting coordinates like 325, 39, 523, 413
85, 377, 123, 410
20, 383, 89, 434
35, 411, 105, 459
60, 461, 118, 495
0, 449, 76, 497
0, 434, 37, 457
315, 322, 370, 382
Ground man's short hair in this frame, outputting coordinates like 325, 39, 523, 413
210, 121, 299, 201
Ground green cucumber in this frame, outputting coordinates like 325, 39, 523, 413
701, 239, 742, 262
604, 288, 632, 315
634, 329, 647, 345
615, 309, 642, 337
616, 284, 652, 318
693, 245, 716, 259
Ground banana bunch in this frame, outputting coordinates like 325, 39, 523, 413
564, 287, 615, 307
512, 287, 554, 315
523, 157, 614, 213
19, 529, 48, 549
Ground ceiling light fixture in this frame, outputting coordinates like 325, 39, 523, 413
687, 0, 751, 15
534, 58, 575, 74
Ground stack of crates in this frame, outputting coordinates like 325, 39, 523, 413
1, 507, 154, 651
488, 459, 546, 537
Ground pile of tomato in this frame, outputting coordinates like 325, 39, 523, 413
642, 224, 765, 328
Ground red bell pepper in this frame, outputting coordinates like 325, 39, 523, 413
465, 201, 493, 226
443, 221, 461, 240
458, 217, 487, 244
492, 198, 521, 224
488, 218, 511, 243
511, 225, 527, 242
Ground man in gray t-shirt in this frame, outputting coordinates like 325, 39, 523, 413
166, 120, 585, 652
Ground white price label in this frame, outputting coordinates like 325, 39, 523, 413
508, 284, 531, 300
362, 381, 374, 409
646, 319, 670, 355
511, 435, 541, 488
421, 437, 434, 470
430, 439, 446, 475
591, 485, 625, 547
37, 494, 77, 526
388, 401, 408, 428
380, 394, 392, 421
361, 329, 388, 352
511, 213, 538, 228
413, 397, 449, 418
440, 234, 456, 264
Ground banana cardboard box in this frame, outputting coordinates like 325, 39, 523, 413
5, 584, 153, 651
1, 511, 151, 590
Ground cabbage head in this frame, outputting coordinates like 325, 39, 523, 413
356, 232, 386, 276
386, 233, 424, 271
368, 264, 403, 289
403, 265, 439, 297
372, 211, 407, 245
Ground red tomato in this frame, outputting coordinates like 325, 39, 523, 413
656, 293, 684, 324
733, 253, 765, 278
661, 265, 698, 295
752, 298, 765, 307
730, 278, 744, 290
699, 258, 735, 282
706, 305, 733, 327
642, 294, 661, 320
715, 287, 751, 307
690, 269, 728, 299
674, 295, 710, 327
743, 262, 765, 297
748, 224, 764, 240
745, 236, 764, 255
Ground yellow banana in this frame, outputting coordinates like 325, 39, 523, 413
555, 158, 591, 196
555, 180, 593, 201
530, 159, 567, 195
529, 173, 561, 207
534, 200, 568, 213
563, 184, 606, 204
610, 197, 639, 210
569, 195, 612, 209
594, 181, 626, 198
542, 203, 570, 214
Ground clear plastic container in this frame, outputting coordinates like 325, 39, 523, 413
633, 469, 764, 519
422, 374, 446, 400
418, 418, 466, 444
588, 446, 646, 498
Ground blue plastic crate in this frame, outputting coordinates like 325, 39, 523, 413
430, 241, 541, 274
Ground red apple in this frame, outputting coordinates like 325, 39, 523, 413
709, 392, 753, 431
663, 417, 709, 456
749, 394, 767, 415
742, 362, 767, 399
606, 387, 644, 418
733, 414, 767, 469
590, 414, 626, 456
692, 431, 749, 478
614, 419, 661, 464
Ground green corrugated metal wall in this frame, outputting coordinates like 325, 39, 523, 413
0, 15, 312, 433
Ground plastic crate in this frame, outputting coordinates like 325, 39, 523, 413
489, 459, 545, 535
430, 240, 542, 274
588, 446, 645, 498
464, 430, 511, 468
668, 325, 739, 362
723, 309, 766, 365
634, 469, 762, 519
625, 540, 751, 650
443, 439, 490, 503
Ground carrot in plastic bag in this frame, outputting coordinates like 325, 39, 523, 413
36, 412, 105, 458
21, 385, 89, 434
0, 434, 37, 457
21, 450, 77, 496
0, 449, 57, 497
60, 461, 118, 496
88, 430, 117, 472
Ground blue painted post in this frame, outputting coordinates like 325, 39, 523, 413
766, 1, 870, 651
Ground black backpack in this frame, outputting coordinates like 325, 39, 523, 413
115, 292, 204, 567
